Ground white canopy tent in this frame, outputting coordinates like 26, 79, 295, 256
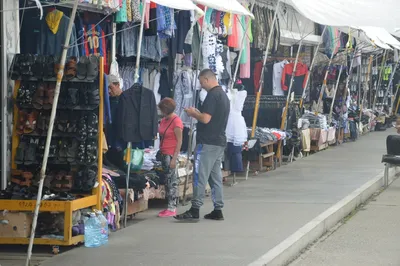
284, 0, 400, 33
193, 0, 254, 18
151, 0, 204, 14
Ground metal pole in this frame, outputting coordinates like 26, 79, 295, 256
26, 0, 80, 265
315, 43, 340, 115
111, 22, 117, 61
123, 0, 147, 228
245, 0, 281, 179
328, 65, 344, 124
383, 55, 399, 109
336, 44, 359, 142
300, 26, 327, 109
359, 55, 374, 127
0, 0, 7, 190
276, 41, 304, 159
373, 50, 387, 110
183, 7, 207, 205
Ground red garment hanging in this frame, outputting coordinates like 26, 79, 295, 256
281, 62, 309, 95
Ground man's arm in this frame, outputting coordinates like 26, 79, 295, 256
189, 109, 212, 124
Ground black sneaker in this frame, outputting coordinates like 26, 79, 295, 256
174, 208, 199, 221
204, 210, 224, 221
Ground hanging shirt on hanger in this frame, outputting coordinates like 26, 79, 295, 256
83, 24, 108, 73
272, 60, 288, 96
281, 62, 309, 96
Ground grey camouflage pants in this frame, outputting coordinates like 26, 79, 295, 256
161, 154, 179, 210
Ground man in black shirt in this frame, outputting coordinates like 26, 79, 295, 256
175, 69, 230, 221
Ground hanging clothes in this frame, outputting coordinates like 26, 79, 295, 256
39, 10, 79, 57
226, 89, 248, 146
273, 60, 288, 96
83, 24, 108, 73
115, 84, 158, 143
281, 62, 309, 96
173, 69, 197, 127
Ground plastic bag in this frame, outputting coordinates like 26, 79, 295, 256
124, 148, 144, 171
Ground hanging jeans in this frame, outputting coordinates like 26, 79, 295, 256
161, 154, 179, 210
192, 144, 225, 210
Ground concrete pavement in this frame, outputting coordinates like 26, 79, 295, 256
34, 130, 393, 266
290, 175, 400, 266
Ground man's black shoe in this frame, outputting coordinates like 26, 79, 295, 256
174, 208, 200, 221
204, 210, 224, 221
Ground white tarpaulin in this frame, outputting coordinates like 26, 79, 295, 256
193, 0, 254, 18
360, 27, 400, 50
151, 0, 202, 11
284, 0, 400, 33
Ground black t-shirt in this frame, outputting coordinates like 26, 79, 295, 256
196, 86, 230, 147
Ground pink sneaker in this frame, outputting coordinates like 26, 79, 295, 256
158, 209, 176, 217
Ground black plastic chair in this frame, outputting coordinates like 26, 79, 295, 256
381, 135, 400, 187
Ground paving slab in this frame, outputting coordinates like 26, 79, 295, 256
290, 176, 400, 266
34, 130, 393, 266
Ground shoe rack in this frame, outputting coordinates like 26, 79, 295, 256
0, 57, 104, 249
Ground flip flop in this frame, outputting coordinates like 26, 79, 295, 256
43, 83, 55, 110
86, 55, 99, 81
44, 56, 55, 79
65, 56, 78, 80
32, 83, 45, 109
16, 110, 28, 135
24, 111, 38, 134
76, 56, 89, 80
32, 55, 46, 79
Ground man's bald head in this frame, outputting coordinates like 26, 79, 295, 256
199, 69, 219, 91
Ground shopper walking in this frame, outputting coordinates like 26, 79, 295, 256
175, 69, 230, 221
157, 98, 183, 217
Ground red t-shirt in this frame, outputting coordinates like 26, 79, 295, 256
159, 115, 183, 156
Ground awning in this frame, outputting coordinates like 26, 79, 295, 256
282, 0, 400, 50
193, 0, 254, 18
284, 0, 400, 33
360, 27, 400, 50
151, 0, 201, 11
280, 29, 321, 46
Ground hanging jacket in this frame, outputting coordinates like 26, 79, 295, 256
39, 11, 79, 57
281, 62, 309, 96
116, 84, 158, 143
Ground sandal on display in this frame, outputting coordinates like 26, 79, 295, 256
77, 116, 88, 141
16, 110, 28, 135
85, 139, 98, 165
24, 111, 38, 134
32, 83, 46, 109
67, 139, 79, 163
86, 55, 99, 81
44, 56, 56, 79
10, 54, 22, 80
77, 141, 86, 164
76, 56, 89, 80
65, 56, 78, 80
87, 83, 100, 107
37, 112, 48, 135
43, 83, 55, 110
58, 139, 69, 162
87, 113, 98, 138
32, 55, 46, 79
24, 138, 39, 165
15, 140, 27, 164
66, 87, 79, 109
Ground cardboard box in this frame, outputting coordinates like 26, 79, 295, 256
0, 212, 32, 238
